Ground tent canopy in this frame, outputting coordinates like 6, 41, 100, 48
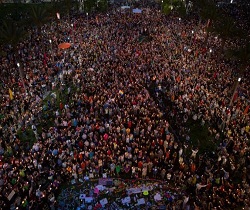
132, 8, 142, 13
58, 42, 71, 49
121, 6, 130, 9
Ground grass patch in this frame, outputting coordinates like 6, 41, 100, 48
186, 119, 217, 154
138, 34, 152, 43
16, 127, 36, 145
17, 81, 77, 146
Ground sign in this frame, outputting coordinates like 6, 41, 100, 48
137, 198, 145, 205
121, 196, 131, 205
7, 190, 15, 201
98, 178, 113, 186
85, 197, 93, 203
100, 198, 108, 207
79, 194, 86, 200
154, 193, 162, 201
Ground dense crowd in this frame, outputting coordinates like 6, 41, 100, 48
0, 3, 249, 210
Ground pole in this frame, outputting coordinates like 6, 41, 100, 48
205, 49, 212, 70
190, 30, 194, 47
229, 78, 241, 108
222, 77, 241, 131
71, 23, 75, 45
17, 62, 27, 94
87, 13, 89, 29
49, 39, 54, 63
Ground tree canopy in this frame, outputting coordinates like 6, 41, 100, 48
0, 20, 26, 48
28, 5, 51, 32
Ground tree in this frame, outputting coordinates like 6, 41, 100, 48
162, 3, 172, 15
174, 0, 187, 18
209, 15, 240, 51
0, 20, 27, 92
161, 0, 187, 18
96, 0, 108, 12
194, 0, 220, 44
226, 41, 250, 74
0, 3, 29, 23
193, 0, 219, 21
28, 5, 51, 54
226, 41, 250, 107
84, 0, 97, 13
62, 0, 73, 21
29, 5, 50, 34
48, 1, 64, 20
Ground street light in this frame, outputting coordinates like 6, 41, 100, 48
71, 23, 75, 45
229, 77, 242, 108
17, 62, 27, 93
86, 13, 89, 29
49, 39, 54, 63
205, 49, 212, 70
190, 30, 194, 46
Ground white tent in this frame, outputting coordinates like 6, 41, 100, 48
120, 6, 131, 13
121, 6, 130, 9
132, 8, 142, 14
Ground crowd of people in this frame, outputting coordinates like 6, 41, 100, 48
0, 2, 249, 210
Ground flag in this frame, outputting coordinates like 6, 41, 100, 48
233, 92, 238, 102
96, 16, 99, 24
176, 76, 181, 83
243, 105, 249, 115
119, 90, 124, 96
171, 93, 175, 101
9, 89, 14, 100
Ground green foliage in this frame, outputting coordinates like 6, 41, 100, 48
97, 0, 108, 12
48, 1, 64, 20
171, 0, 183, 7
187, 119, 217, 154
209, 16, 238, 40
84, 0, 97, 13
163, 0, 180, 6
0, 3, 59, 25
28, 5, 51, 30
0, 20, 26, 47
175, 0, 187, 18
162, 0, 187, 17
59, 0, 79, 18
17, 128, 36, 145
194, 0, 219, 23
0, 3, 28, 20
226, 41, 250, 73
162, 4, 172, 15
